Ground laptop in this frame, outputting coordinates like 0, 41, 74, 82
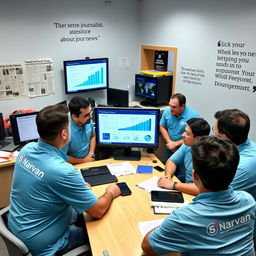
80, 165, 118, 186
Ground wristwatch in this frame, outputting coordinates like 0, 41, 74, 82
89, 152, 95, 157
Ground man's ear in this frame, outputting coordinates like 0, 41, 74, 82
195, 136, 200, 141
192, 169, 200, 181
71, 113, 77, 121
60, 129, 67, 140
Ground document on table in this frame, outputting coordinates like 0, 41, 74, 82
152, 201, 188, 214
0, 150, 18, 162
107, 161, 136, 176
136, 176, 172, 192
138, 218, 165, 237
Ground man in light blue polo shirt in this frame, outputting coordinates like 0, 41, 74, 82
142, 136, 256, 256
8, 104, 121, 256
158, 118, 210, 195
214, 108, 256, 200
62, 96, 96, 164
160, 93, 199, 181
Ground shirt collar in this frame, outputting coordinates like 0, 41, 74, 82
193, 187, 235, 203
70, 117, 82, 133
237, 138, 250, 153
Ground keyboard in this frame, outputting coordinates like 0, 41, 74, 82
80, 165, 118, 186
81, 165, 110, 177
84, 174, 118, 186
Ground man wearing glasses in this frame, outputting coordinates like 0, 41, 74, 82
62, 96, 96, 164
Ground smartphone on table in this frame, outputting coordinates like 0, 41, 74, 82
154, 165, 164, 172
117, 182, 132, 196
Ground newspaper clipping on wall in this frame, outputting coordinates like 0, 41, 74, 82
25, 58, 55, 97
0, 63, 27, 100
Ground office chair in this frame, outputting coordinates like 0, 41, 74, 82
0, 206, 90, 256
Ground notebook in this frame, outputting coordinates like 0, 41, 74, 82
80, 165, 118, 186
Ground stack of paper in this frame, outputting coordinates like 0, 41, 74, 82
0, 151, 14, 162
152, 201, 188, 214
107, 161, 136, 176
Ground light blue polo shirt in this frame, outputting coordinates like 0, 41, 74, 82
8, 140, 97, 256
62, 118, 95, 159
160, 106, 199, 142
171, 144, 193, 183
230, 138, 256, 200
149, 188, 256, 256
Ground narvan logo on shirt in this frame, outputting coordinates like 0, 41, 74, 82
206, 214, 251, 236
18, 154, 44, 180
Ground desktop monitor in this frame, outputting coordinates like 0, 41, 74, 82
135, 74, 172, 106
107, 88, 129, 107
10, 112, 39, 146
95, 107, 160, 160
63, 58, 109, 94
56, 100, 67, 106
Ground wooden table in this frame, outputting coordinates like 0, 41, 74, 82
75, 153, 194, 256
0, 159, 15, 208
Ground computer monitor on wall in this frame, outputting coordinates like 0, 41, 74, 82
10, 112, 39, 146
63, 58, 109, 94
94, 107, 160, 160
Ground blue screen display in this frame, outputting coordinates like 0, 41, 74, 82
95, 108, 159, 147
64, 58, 109, 94
135, 76, 157, 100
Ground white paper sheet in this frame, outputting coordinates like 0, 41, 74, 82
138, 218, 165, 237
136, 176, 172, 192
107, 161, 136, 176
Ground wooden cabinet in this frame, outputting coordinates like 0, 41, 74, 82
140, 45, 178, 94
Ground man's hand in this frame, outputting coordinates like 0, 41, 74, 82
83, 154, 95, 163
106, 183, 121, 199
85, 182, 92, 189
158, 176, 174, 190
166, 140, 179, 152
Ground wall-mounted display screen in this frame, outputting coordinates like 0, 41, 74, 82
63, 58, 109, 94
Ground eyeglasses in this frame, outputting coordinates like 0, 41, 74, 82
212, 126, 215, 133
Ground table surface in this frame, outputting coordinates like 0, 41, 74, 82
75, 153, 194, 256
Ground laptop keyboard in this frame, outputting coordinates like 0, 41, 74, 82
0, 140, 11, 149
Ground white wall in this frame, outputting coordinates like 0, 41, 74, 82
0, 0, 141, 118
139, 0, 256, 140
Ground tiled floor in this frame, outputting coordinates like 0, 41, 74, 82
0, 237, 8, 256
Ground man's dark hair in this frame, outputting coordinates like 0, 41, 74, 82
187, 118, 210, 137
214, 109, 250, 145
171, 93, 186, 106
36, 104, 69, 141
192, 136, 239, 191
68, 96, 90, 117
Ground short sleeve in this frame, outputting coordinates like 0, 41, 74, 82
171, 144, 186, 165
51, 166, 97, 214
160, 108, 169, 127
149, 211, 188, 255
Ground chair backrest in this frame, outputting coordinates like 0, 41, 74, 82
0, 206, 32, 256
